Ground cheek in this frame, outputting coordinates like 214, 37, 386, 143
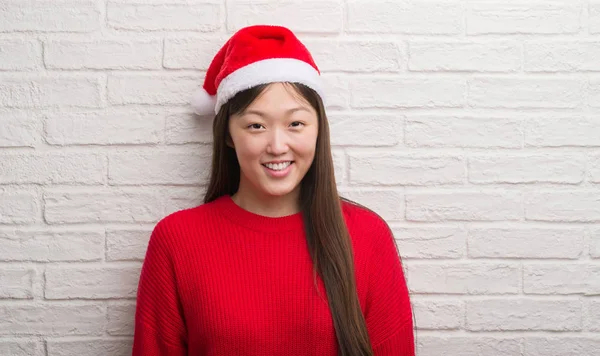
297, 142, 316, 159
231, 136, 263, 164
295, 132, 318, 160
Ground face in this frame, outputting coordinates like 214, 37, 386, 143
227, 83, 319, 200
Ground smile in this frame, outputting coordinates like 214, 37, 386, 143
262, 161, 293, 171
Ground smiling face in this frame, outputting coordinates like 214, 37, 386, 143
227, 82, 319, 201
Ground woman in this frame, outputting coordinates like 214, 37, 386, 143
132, 25, 414, 356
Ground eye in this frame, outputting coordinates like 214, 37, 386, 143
247, 123, 264, 130
290, 121, 304, 127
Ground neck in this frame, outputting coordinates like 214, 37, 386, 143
232, 182, 301, 218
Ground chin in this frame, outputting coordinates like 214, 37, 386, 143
259, 183, 299, 197
261, 188, 294, 197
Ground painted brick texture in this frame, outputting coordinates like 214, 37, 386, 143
1, 0, 599, 354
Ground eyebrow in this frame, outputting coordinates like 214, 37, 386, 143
241, 107, 311, 117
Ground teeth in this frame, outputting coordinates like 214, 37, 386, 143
264, 161, 292, 171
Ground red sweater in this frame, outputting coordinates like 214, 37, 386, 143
132, 195, 414, 355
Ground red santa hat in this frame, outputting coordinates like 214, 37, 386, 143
191, 25, 325, 116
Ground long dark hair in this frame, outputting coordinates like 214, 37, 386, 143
203, 82, 411, 355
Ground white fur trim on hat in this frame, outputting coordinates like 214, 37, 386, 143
191, 87, 217, 116
214, 58, 325, 114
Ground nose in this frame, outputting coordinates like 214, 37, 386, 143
266, 127, 289, 155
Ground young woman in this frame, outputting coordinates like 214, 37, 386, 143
132, 25, 414, 356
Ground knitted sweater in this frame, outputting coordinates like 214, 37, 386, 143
132, 195, 414, 356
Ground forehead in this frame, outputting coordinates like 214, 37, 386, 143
238, 83, 316, 118
252, 83, 310, 107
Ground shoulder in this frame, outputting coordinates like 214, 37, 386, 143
340, 198, 394, 257
150, 199, 222, 245
340, 197, 399, 255
159, 195, 227, 227
157, 201, 213, 228
341, 198, 389, 234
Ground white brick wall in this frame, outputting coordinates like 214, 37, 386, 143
1, 0, 599, 354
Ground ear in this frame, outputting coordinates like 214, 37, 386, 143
225, 134, 234, 148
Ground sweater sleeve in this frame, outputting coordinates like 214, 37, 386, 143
365, 218, 415, 356
132, 220, 187, 356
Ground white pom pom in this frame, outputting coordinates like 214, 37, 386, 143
190, 87, 217, 116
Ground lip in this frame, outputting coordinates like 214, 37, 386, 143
262, 161, 294, 178
262, 160, 294, 164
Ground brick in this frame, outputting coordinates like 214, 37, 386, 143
0, 39, 41, 70
110, 0, 211, 2
524, 117, 600, 147
43, 187, 163, 224
45, 265, 141, 299
321, 74, 350, 110
405, 116, 522, 148
329, 114, 401, 147
0, 153, 106, 184
467, 2, 581, 34
0, 1, 100, 33
164, 37, 225, 70
303, 39, 400, 72
331, 149, 345, 186
466, 298, 581, 331
108, 150, 210, 185
409, 41, 520, 72
165, 113, 214, 144
107, 302, 135, 335
0, 228, 104, 262
405, 262, 520, 294
394, 227, 465, 259
524, 263, 600, 295
0, 268, 34, 299
0, 303, 106, 335
0, 111, 42, 148
590, 154, 600, 183
338, 189, 404, 222
0, 75, 101, 108
106, 228, 151, 261
523, 337, 600, 356
525, 41, 600, 72
107, 2, 220, 31
592, 228, 600, 258
589, 80, 600, 108
348, 153, 464, 186
347, 0, 462, 34
584, 298, 600, 331
0, 340, 42, 355
525, 191, 600, 222
468, 154, 585, 184
418, 336, 520, 356
164, 187, 206, 215
350, 77, 465, 108
45, 112, 163, 146
468, 77, 584, 109
107, 74, 197, 105
47, 338, 132, 356
468, 227, 583, 259
228, 0, 342, 34
0, 189, 39, 224
588, 2, 600, 33
406, 190, 521, 222
45, 39, 162, 70
411, 298, 463, 330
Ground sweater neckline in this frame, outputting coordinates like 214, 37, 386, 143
214, 195, 305, 233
